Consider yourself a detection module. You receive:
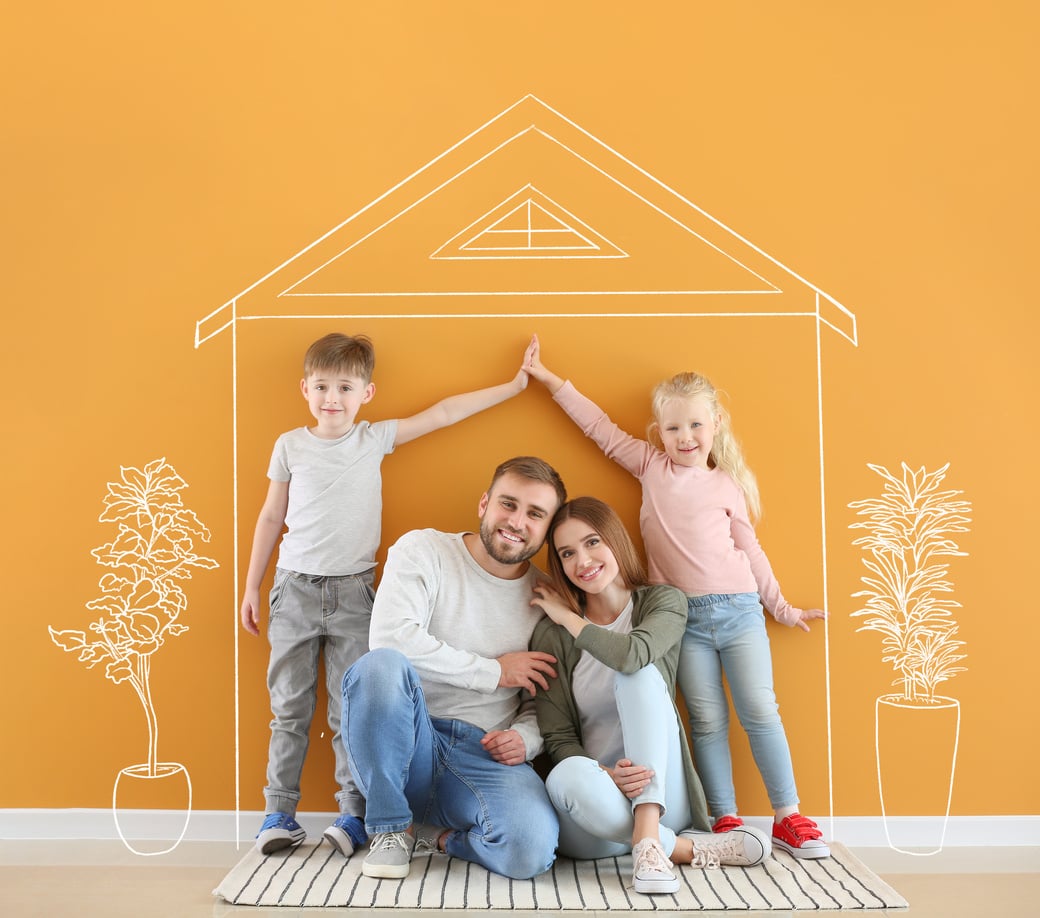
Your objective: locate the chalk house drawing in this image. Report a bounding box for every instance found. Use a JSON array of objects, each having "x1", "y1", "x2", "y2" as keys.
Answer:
[
  {"x1": 848, "y1": 462, "x2": 972, "y2": 855},
  {"x1": 195, "y1": 94, "x2": 856, "y2": 839},
  {"x1": 48, "y1": 458, "x2": 218, "y2": 855}
]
